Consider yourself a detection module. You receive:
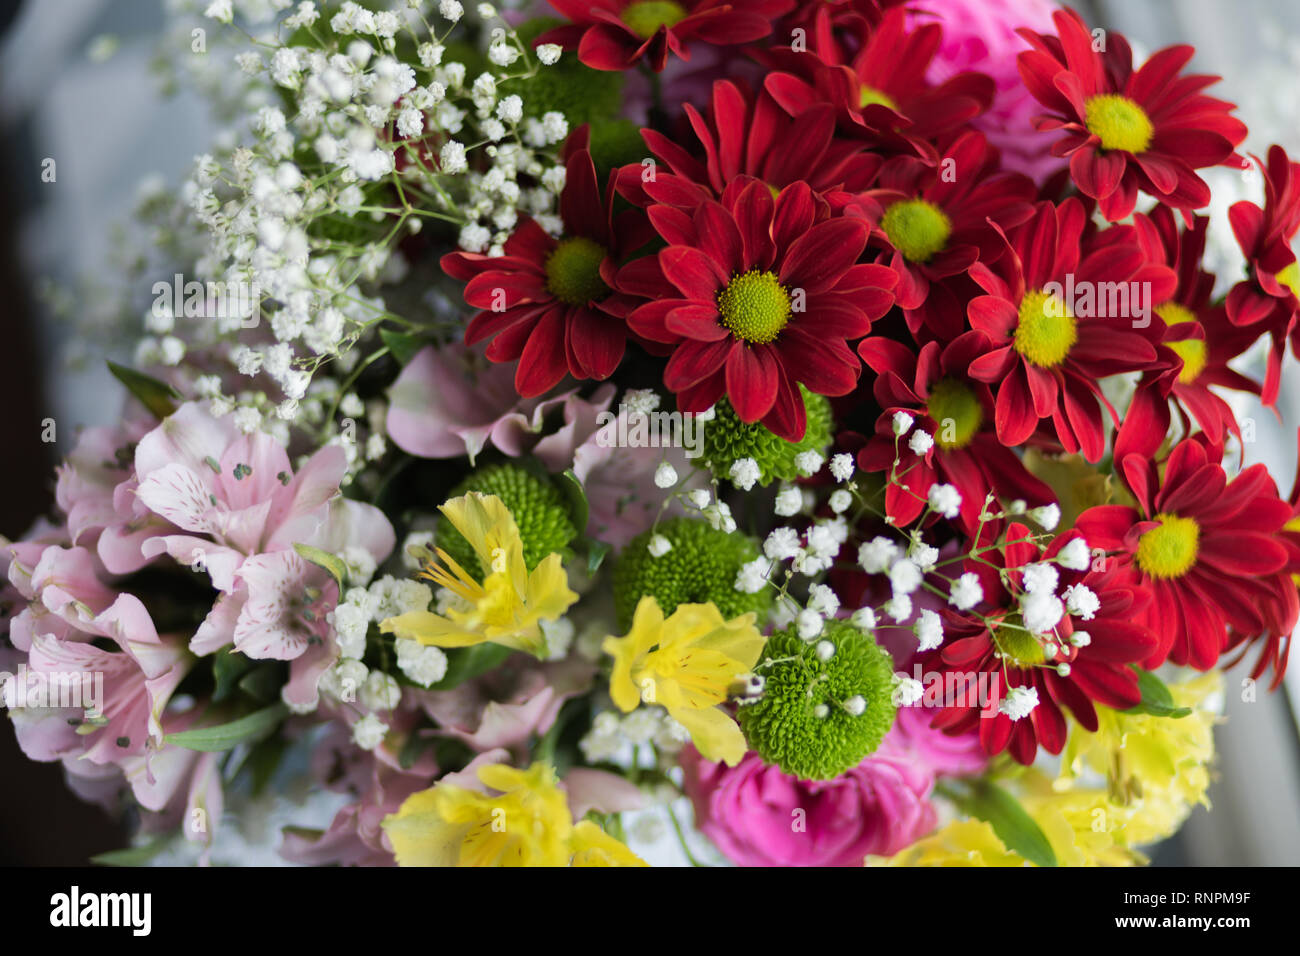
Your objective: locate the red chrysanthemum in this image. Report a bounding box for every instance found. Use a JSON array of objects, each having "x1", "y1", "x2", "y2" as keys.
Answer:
[
  {"x1": 440, "y1": 130, "x2": 651, "y2": 397},
  {"x1": 843, "y1": 129, "x2": 1035, "y2": 338},
  {"x1": 965, "y1": 198, "x2": 1175, "y2": 462},
  {"x1": 616, "y1": 79, "x2": 882, "y2": 211},
  {"x1": 535, "y1": 0, "x2": 793, "y2": 73},
  {"x1": 763, "y1": 6, "x2": 994, "y2": 158},
  {"x1": 1016, "y1": 8, "x2": 1246, "y2": 222},
  {"x1": 856, "y1": 330, "x2": 1054, "y2": 531},
  {"x1": 1075, "y1": 437, "x2": 1299, "y2": 673},
  {"x1": 1224, "y1": 145, "x2": 1300, "y2": 405},
  {"x1": 924, "y1": 523, "x2": 1159, "y2": 765},
  {"x1": 619, "y1": 179, "x2": 896, "y2": 440}
]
